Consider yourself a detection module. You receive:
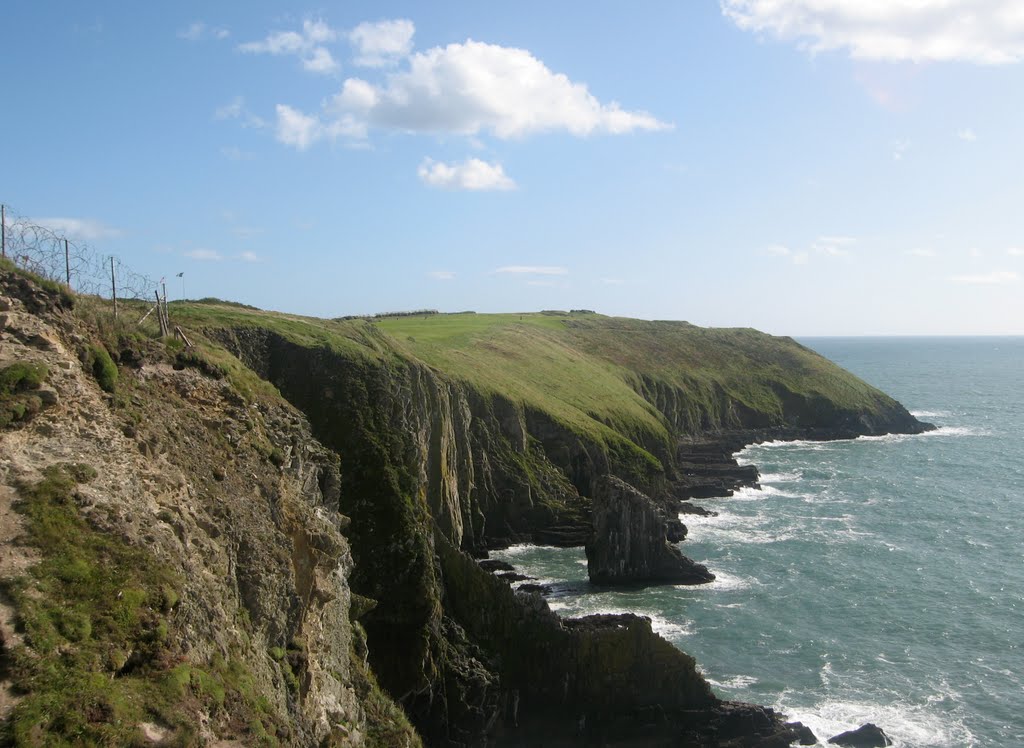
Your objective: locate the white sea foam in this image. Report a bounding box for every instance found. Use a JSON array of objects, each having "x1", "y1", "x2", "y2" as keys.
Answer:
[
  {"x1": 911, "y1": 410, "x2": 951, "y2": 418},
  {"x1": 775, "y1": 696, "x2": 975, "y2": 748},
  {"x1": 545, "y1": 600, "x2": 693, "y2": 638},
  {"x1": 491, "y1": 543, "x2": 560, "y2": 558},
  {"x1": 690, "y1": 568, "x2": 757, "y2": 591},
  {"x1": 705, "y1": 674, "x2": 758, "y2": 691},
  {"x1": 759, "y1": 471, "x2": 802, "y2": 483},
  {"x1": 856, "y1": 425, "x2": 989, "y2": 443}
]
